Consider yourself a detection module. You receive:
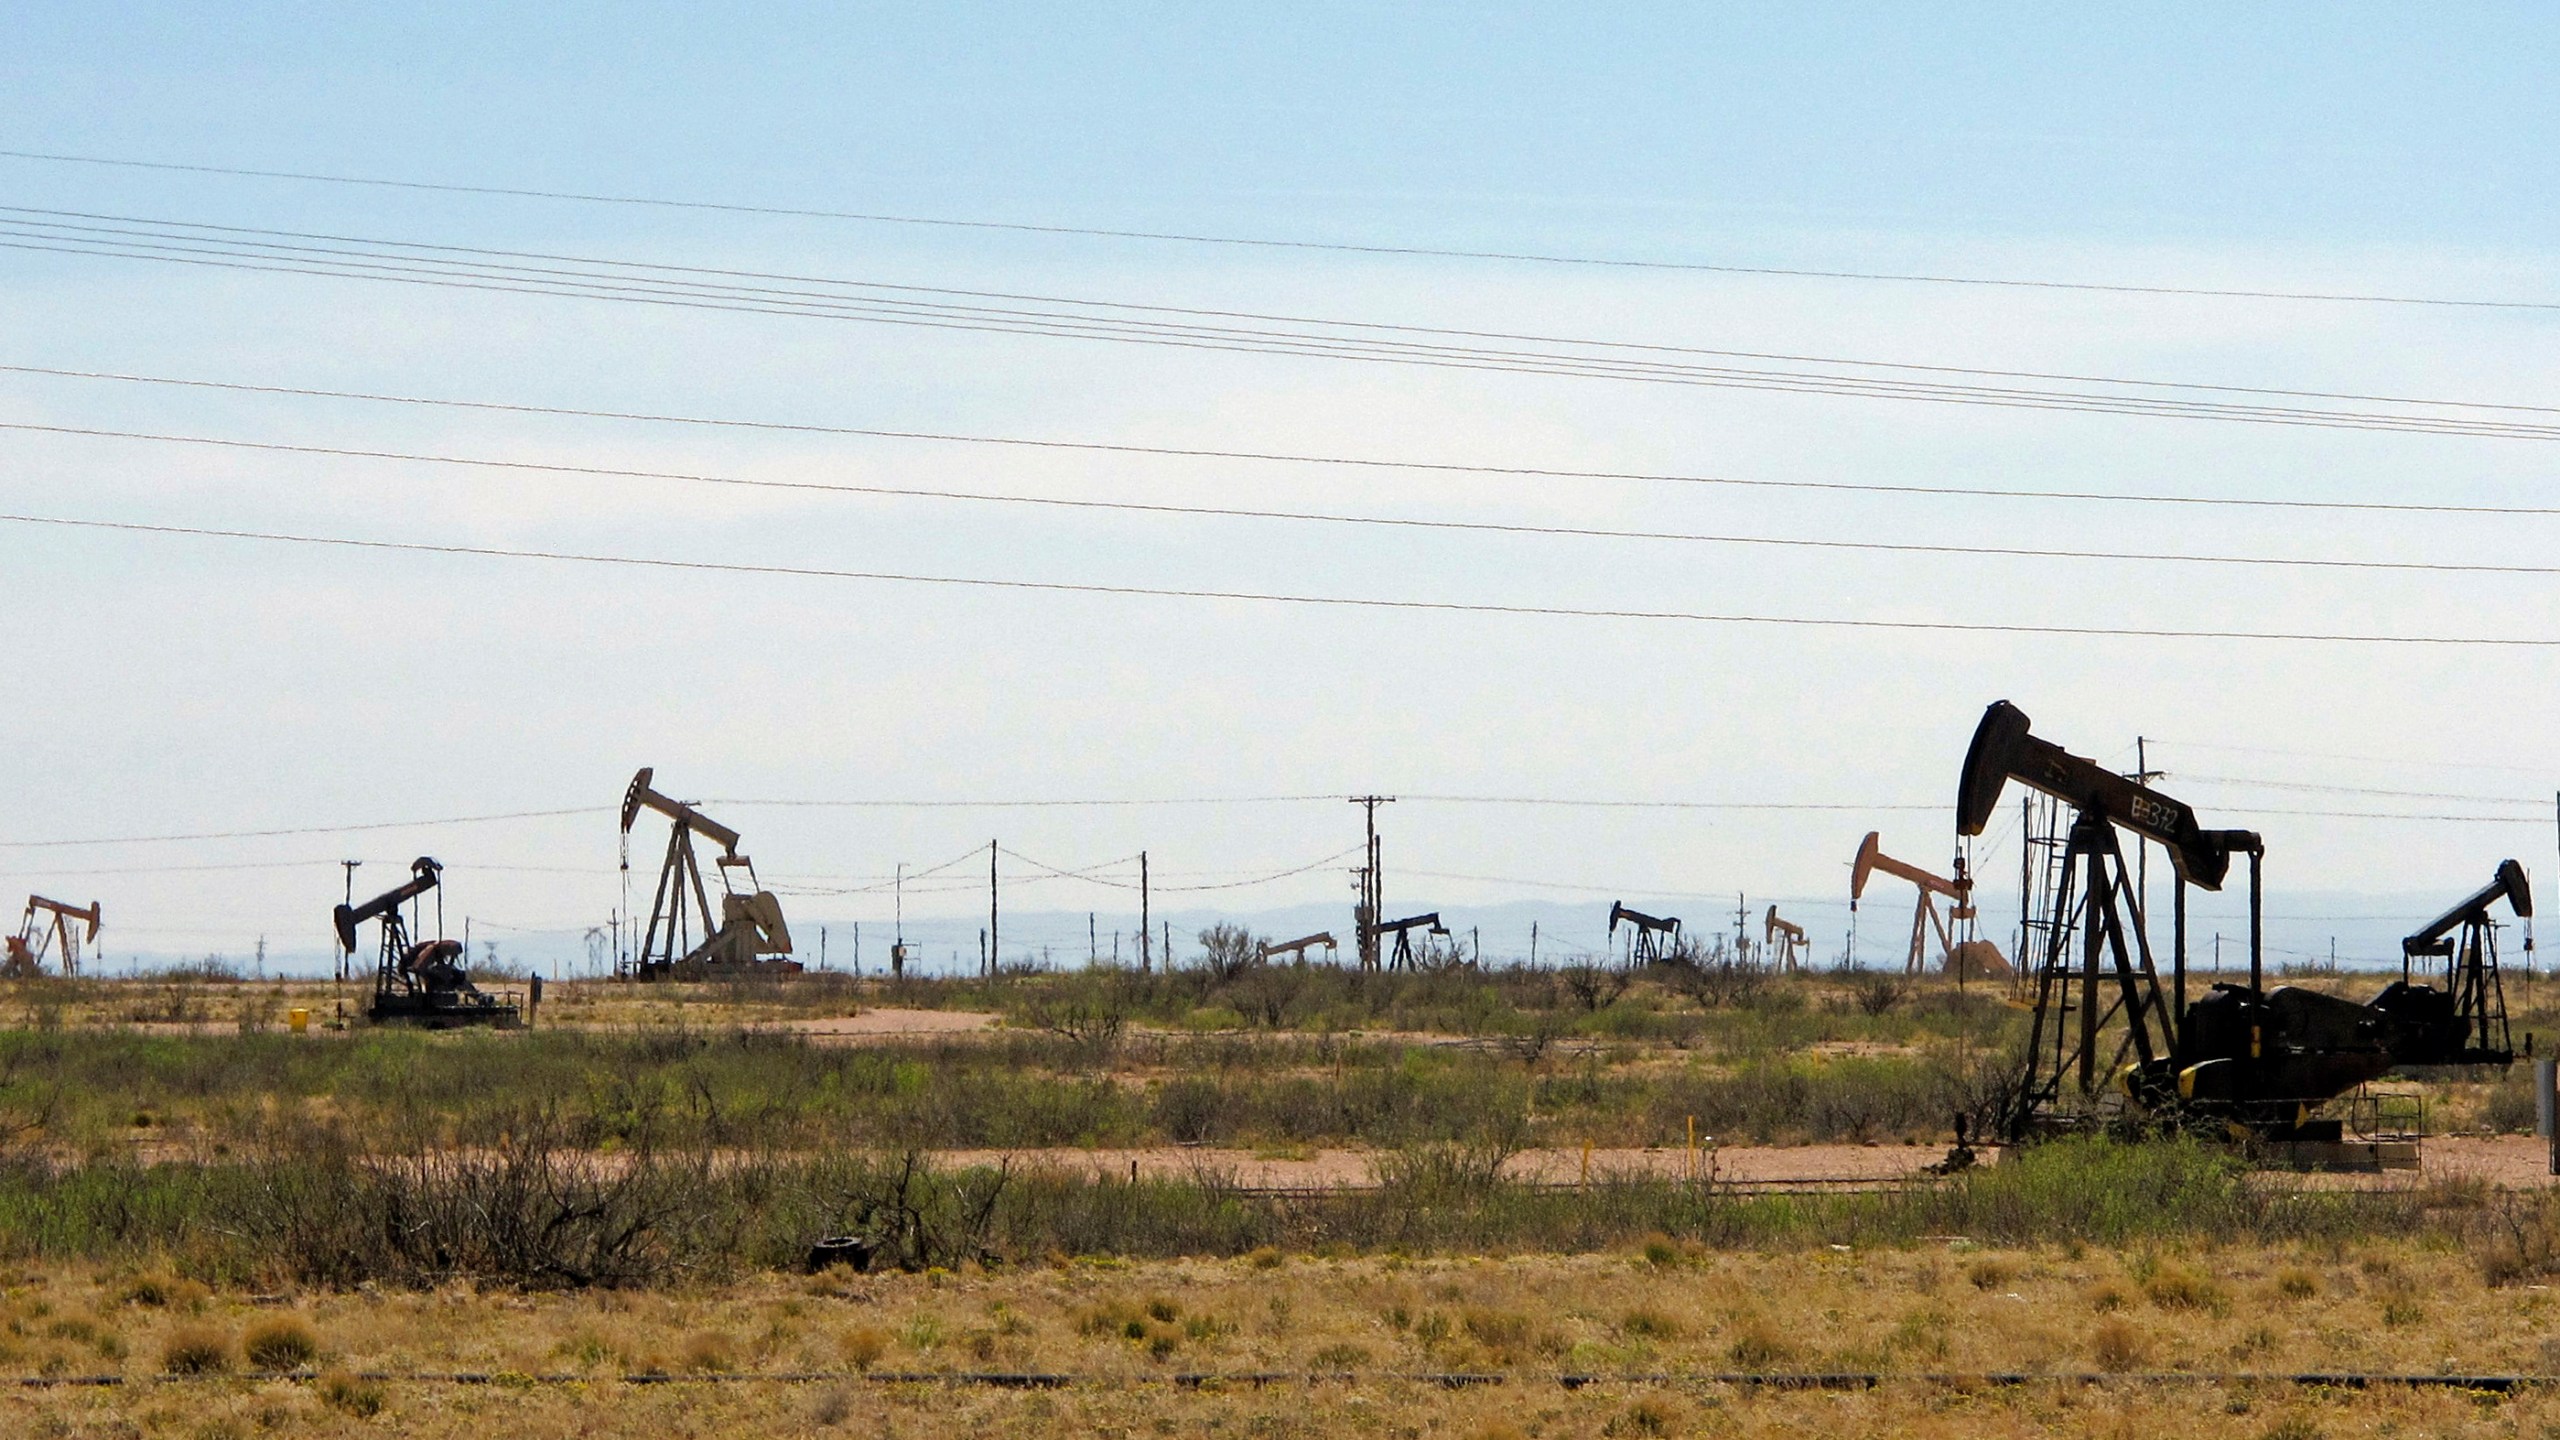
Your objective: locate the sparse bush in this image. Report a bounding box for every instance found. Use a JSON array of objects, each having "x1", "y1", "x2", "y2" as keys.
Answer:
[
  {"x1": 2140, "y1": 1259, "x2": 2230, "y2": 1315},
  {"x1": 1618, "y1": 1306, "x2": 1680, "y2": 1339},
  {"x1": 2090, "y1": 1316, "x2": 2148, "y2": 1371},
  {"x1": 680, "y1": 1330, "x2": 736, "y2": 1371},
  {"x1": 841, "y1": 1324, "x2": 890, "y2": 1370},
  {"x1": 1851, "y1": 973, "x2": 1907, "y2": 1017},
  {"x1": 1725, "y1": 1310, "x2": 1794, "y2": 1368},
  {"x1": 2274, "y1": 1266, "x2": 2320, "y2": 1299},
  {"x1": 1964, "y1": 1256, "x2": 2015, "y2": 1291},
  {"x1": 160, "y1": 1322, "x2": 231, "y2": 1374},
  {"x1": 241, "y1": 1314, "x2": 320, "y2": 1370},
  {"x1": 317, "y1": 1370, "x2": 384, "y2": 1417},
  {"x1": 1605, "y1": 1397, "x2": 1683, "y2": 1436}
]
